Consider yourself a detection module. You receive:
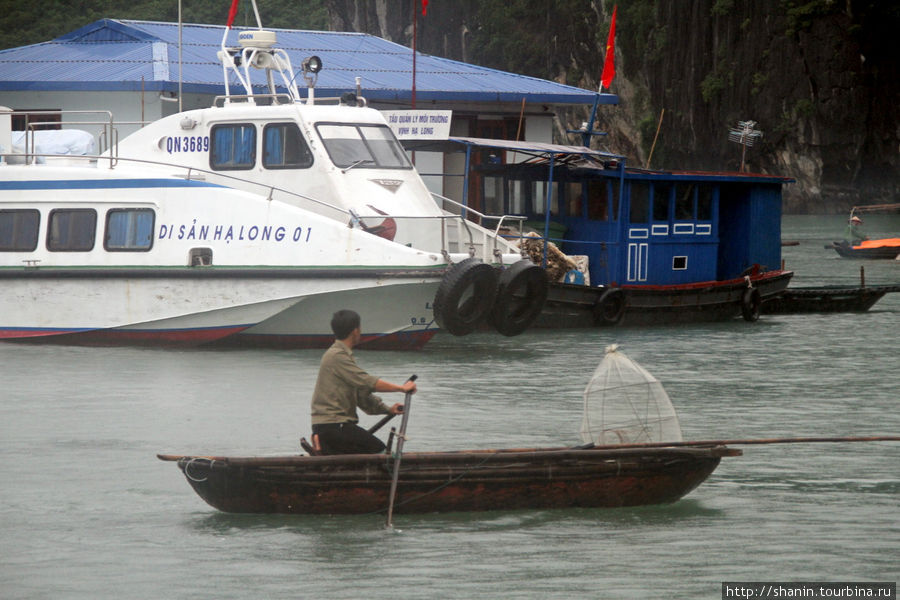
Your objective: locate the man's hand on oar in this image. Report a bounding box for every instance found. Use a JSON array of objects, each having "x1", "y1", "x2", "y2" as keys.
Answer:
[{"x1": 368, "y1": 375, "x2": 417, "y2": 434}]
